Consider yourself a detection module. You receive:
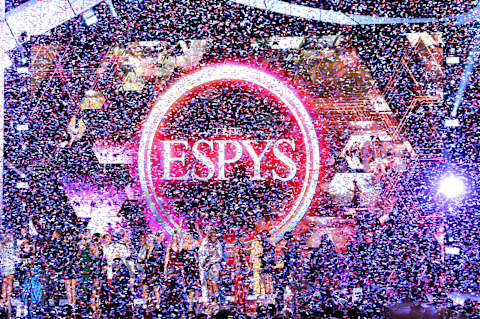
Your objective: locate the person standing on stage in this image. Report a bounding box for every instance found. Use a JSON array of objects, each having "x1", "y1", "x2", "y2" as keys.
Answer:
[
  {"x1": 275, "y1": 231, "x2": 300, "y2": 312},
  {"x1": 17, "y1": 227, "x2": 35, "y2": 292},
  {"x1": 88, "y1": 233, "x2": 103, "y2": 319},
  {"x1": 77, "y1": 232, "x2": 93, "y2": 309},
  {"x1": 217, "y1": 237, "x2": 229, "y2": 308},
  {"x1": 63, "y1": 233, "x2": 81, "y2": 309},
  {"x1": 151, "y1": 232, "x2": 167, "y2": 308},
  {"x1": 183, "y1": 222, "x2": 201, "y2": 313},
  {"x1": 42, "y1": 229, "x2": 64, "y2": 308},
  {"x1": 138, "y1": 233, "x2": 162, "y2": 309},
  {"x1": 109, "y1": 256, "x2": 133, "y2": 318},
  {"x1": 233, "y1": 237, "x2": 249, "y2": 313},
  {"x1": 251, "y1": 230, "x2": 276, "y2": 303},
  {"x1": 103, "y1": 233, "x2": 132, "y2": 283},
  {"x1": 164, "y1": 223, "x2": 188, "y2": 316},
  {"x1": 102, "y1": 232, "x2": 134, "y2": 316},
  {"x1": 98, "y1": 233, "x2": 111, "y2": 317},
  {"x1": 198, "y1": 227, "x2": 223, "y2": 310}
]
